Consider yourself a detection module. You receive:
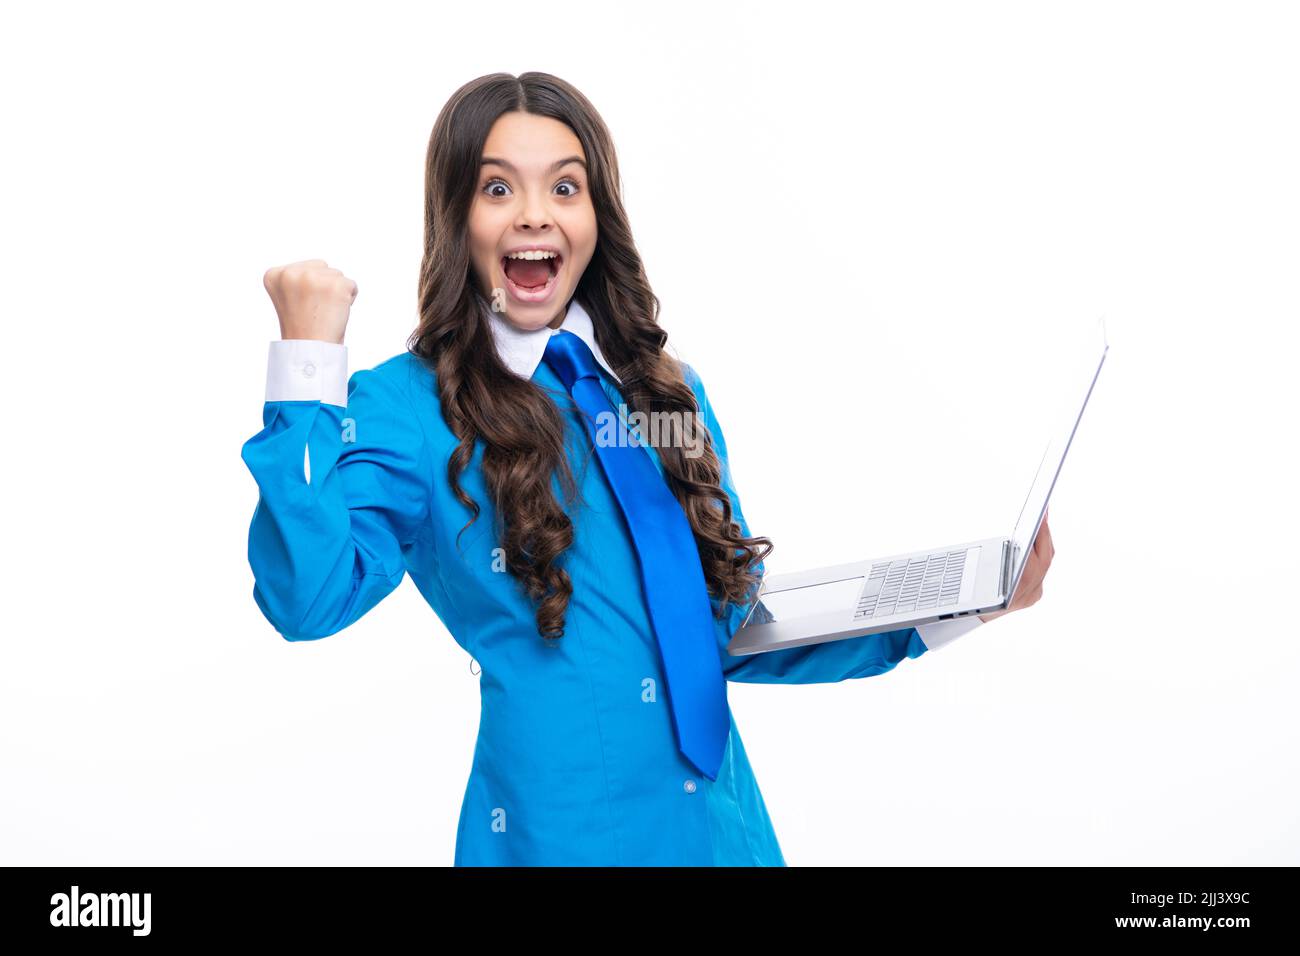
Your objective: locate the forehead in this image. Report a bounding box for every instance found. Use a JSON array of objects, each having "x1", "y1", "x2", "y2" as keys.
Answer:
[{"x1": 482, "y1": 112, "x2": 586, "y2": 170}]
